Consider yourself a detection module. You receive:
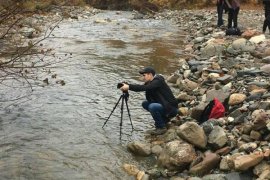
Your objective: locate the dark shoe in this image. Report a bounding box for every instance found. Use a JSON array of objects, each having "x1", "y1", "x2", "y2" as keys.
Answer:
[{"x1": 146, "y1": 128, "x2": 167, "y2": 135}]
